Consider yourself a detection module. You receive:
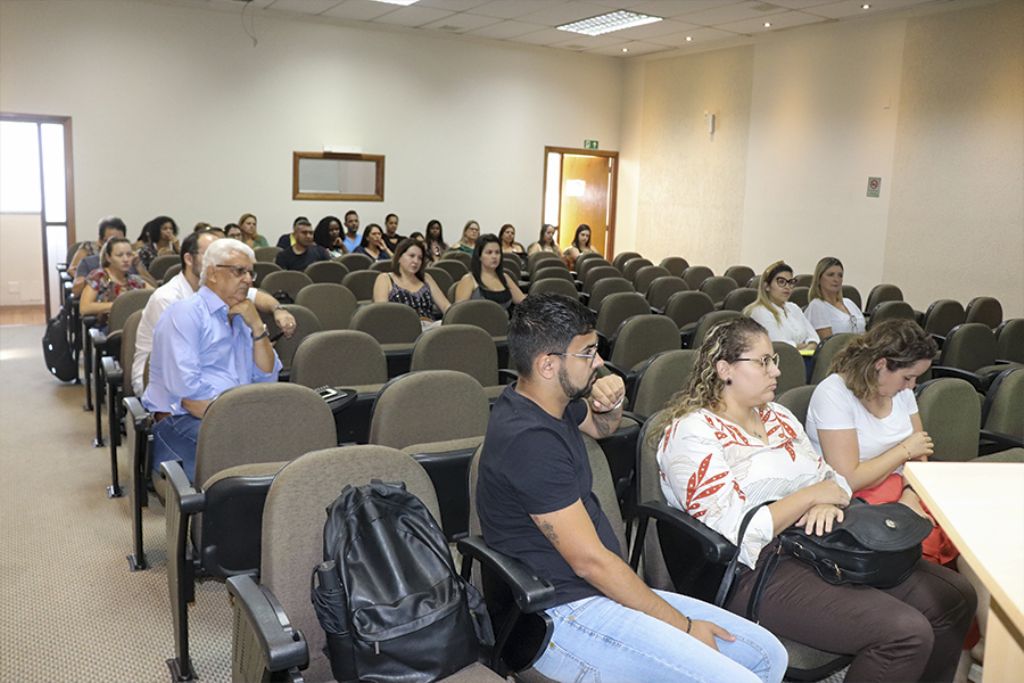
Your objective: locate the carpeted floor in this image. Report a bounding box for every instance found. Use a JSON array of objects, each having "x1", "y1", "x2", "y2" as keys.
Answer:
[{"x1": 0, "y1": 323, "x2": 232, "y2": 682}]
